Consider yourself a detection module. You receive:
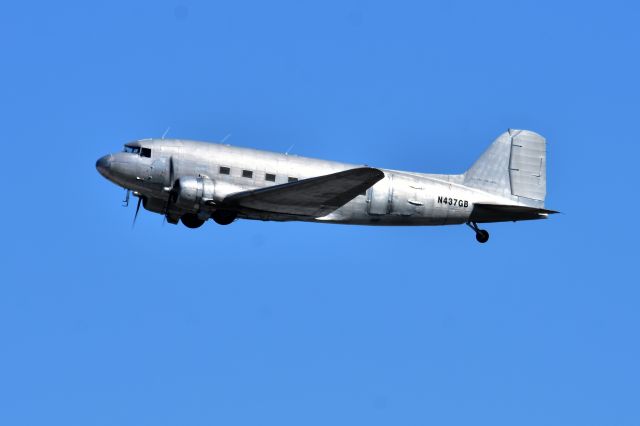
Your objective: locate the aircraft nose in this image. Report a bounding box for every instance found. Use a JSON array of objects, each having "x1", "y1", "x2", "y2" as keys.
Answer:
[{"x1": 96, "y1": 154, "x2": 113, "y2": 177}]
